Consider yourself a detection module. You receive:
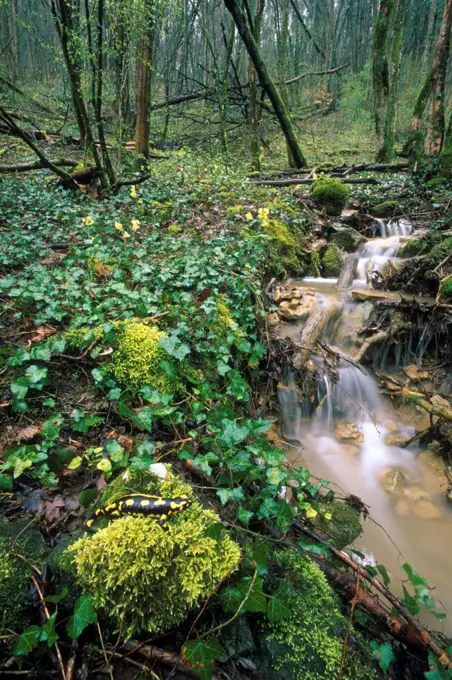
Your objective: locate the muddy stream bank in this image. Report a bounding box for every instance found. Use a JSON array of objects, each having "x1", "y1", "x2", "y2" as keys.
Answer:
[{"x1": 273, "y1": 218, "x2": 452, "y2": 632}]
